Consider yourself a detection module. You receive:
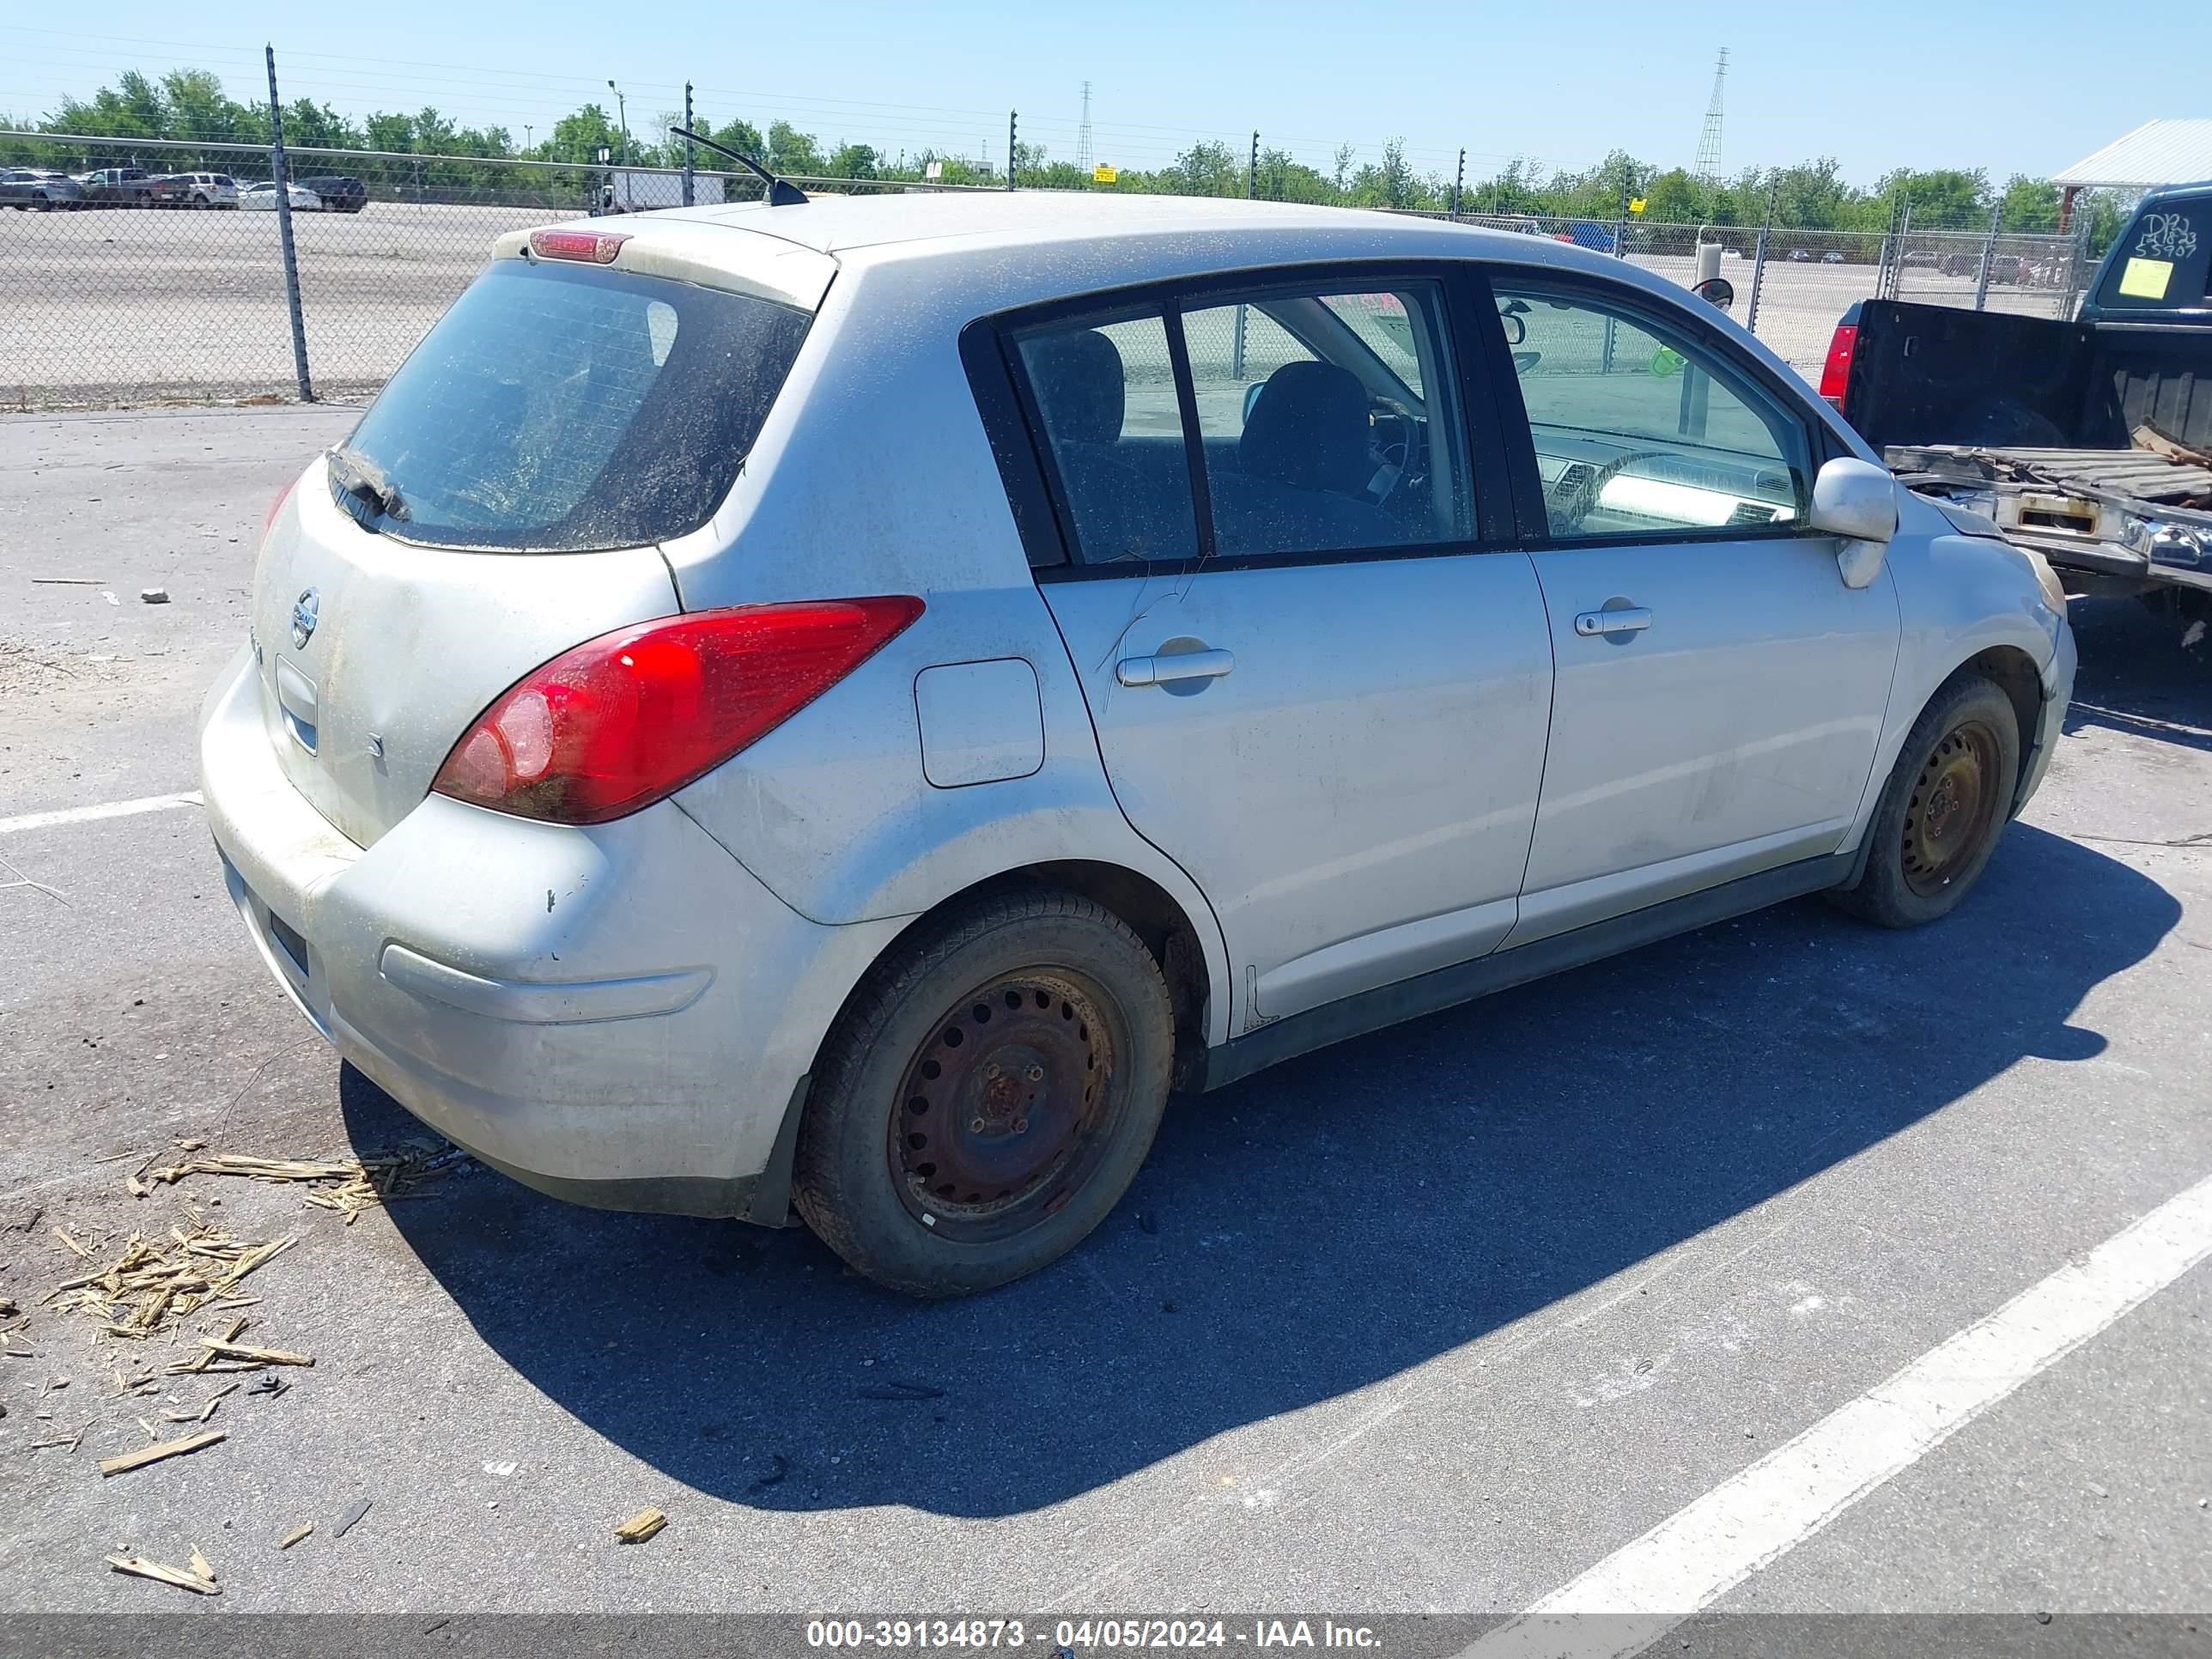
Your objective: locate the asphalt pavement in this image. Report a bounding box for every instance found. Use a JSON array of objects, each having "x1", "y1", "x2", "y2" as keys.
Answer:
[{"x1": 2, "y1": 407, "x2": 2209, "y2": 1640}]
